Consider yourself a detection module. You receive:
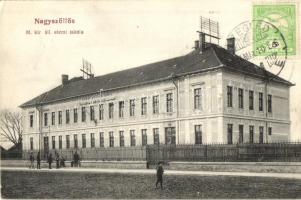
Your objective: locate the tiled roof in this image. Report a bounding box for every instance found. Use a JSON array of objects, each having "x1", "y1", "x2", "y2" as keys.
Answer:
[{"x1": 20, "y1": 44, "x2": 293, "y2": 108}]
